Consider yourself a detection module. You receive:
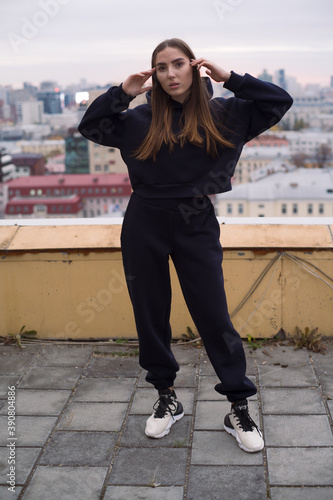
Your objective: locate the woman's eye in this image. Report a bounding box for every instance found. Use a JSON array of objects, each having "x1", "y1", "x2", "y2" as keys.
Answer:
[
  {"x1": 157, "y1": 66, "x2": 165, "y2": 72},
  {"x1": 176, "y1": 62, "x2": 184, "y2": 68}
]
